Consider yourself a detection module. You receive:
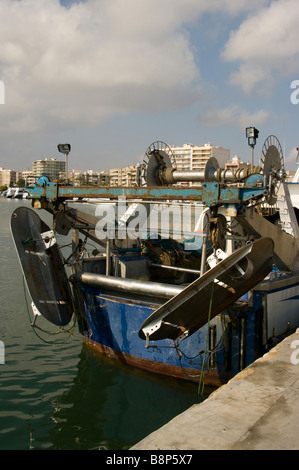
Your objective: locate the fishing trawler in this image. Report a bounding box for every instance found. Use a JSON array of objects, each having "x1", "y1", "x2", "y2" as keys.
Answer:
[{"x1": 11, "y1": 135, "x2": 299, "y2": 387}]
